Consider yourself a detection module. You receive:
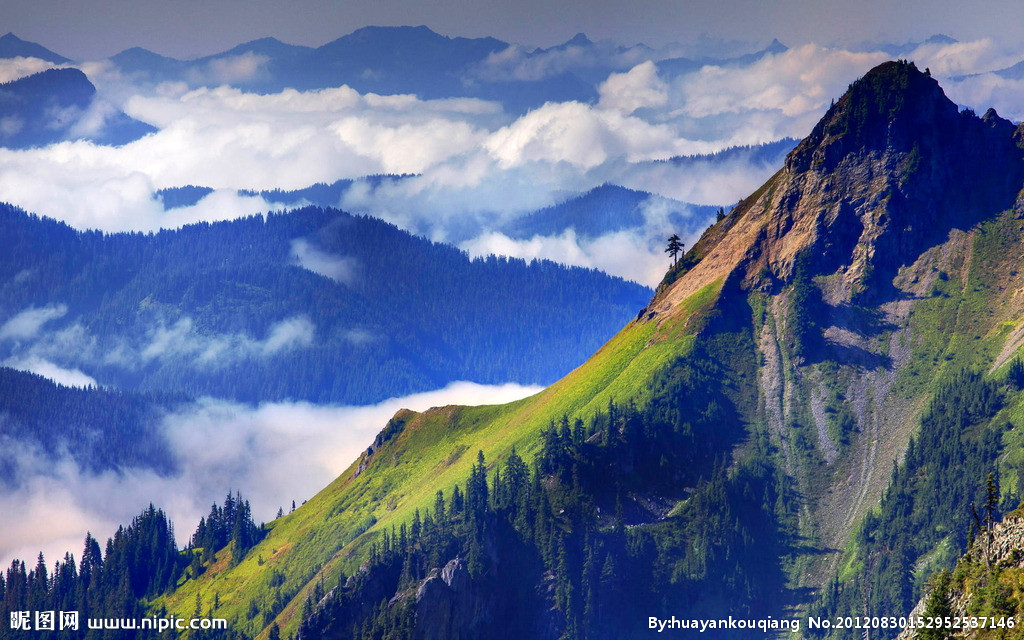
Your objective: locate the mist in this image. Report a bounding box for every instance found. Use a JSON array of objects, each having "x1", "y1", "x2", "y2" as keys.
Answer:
[{"x1": 0, "y1": 381, "x2": 543, "y2": 570}]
